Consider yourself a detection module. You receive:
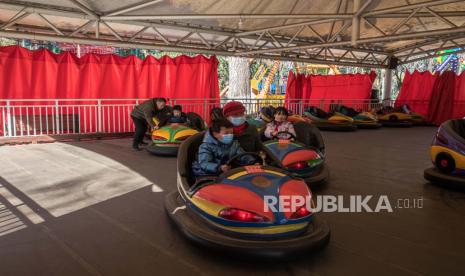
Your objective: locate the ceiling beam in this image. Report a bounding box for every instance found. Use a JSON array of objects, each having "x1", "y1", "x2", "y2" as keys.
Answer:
[
  {"x1": 389, "y1": 7, "x2": 421, "y2": 35},
  {"x1": 0, "y1": 10, "x2": 29, "y2": 30},
  {"x1": 101, "y1": 14, "x2": 353, "y2": 21},
  {"x1": 68, "y1": 20, "x2": 95, "y2": 37},
  {"x1": 37, "y1": 13, "x2": 64, "y2": 36},
  {"x1": 242, "y1": 26, "x2": 465, "y2": 55},
  {"x1": 399, "y1": 45, "x2": 465, "y2": 64},
  {"x1": 128, "y1": 26, "x2": 149, "y2": 42},
  {"x1": 105, "y1": 0, "x2": 163, "y2": 17},
  {"x1": 0, "y1": 27, "x2": 387, "y2": 68},
  {"x1": 363, "y1": 0, "x2": 462, "y2": 16},
  {"x1": 0, "y1": 29, "x2": 232, "y2": 55},
  {"x1": 392, "y1": 33, "x2": 465, "y2": 54},
  {"x1": 398, "y1": 44, "x2": 465, "y2": 60},
  {"x1": 67, "y1": 0, "x2": 99, "y2": 19}
]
